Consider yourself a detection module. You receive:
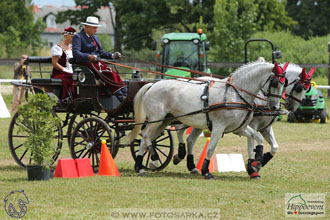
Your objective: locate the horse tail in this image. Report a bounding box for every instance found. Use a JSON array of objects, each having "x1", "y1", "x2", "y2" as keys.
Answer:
[{"x1": 122, "y1": 83, "x2": 153, "y2": 144}]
